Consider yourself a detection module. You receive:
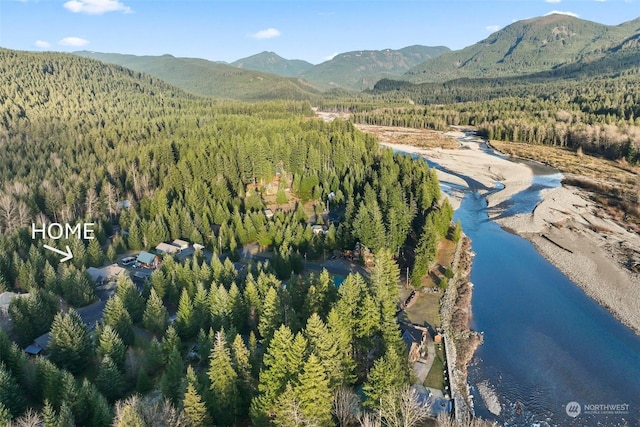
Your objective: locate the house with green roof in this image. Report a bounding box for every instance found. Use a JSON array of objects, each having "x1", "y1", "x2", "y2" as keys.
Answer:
[{"x1": 137, "y1": 251, "x2": 159, "y2": 268}]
